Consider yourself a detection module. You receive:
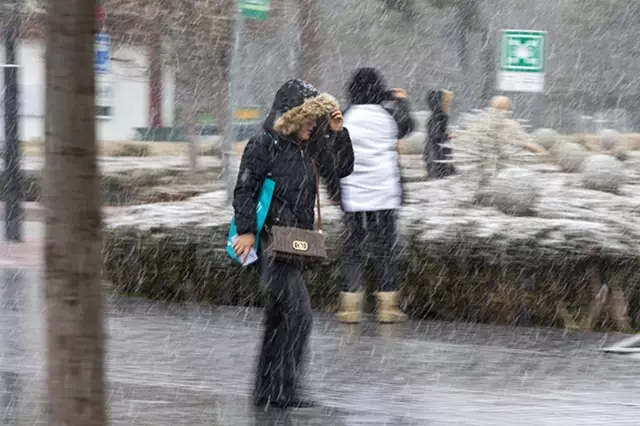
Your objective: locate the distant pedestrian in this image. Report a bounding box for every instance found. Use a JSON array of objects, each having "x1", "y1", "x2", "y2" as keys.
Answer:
[
  {"x1": 232, "y1": 79, "x2": 354, "y2": 409},
  {"x1": 424, "y1": 89, "x2": 456, "y2": 178},
  {"x1": 333, "y1": 67, "x2": 414, "y2": 324}
]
